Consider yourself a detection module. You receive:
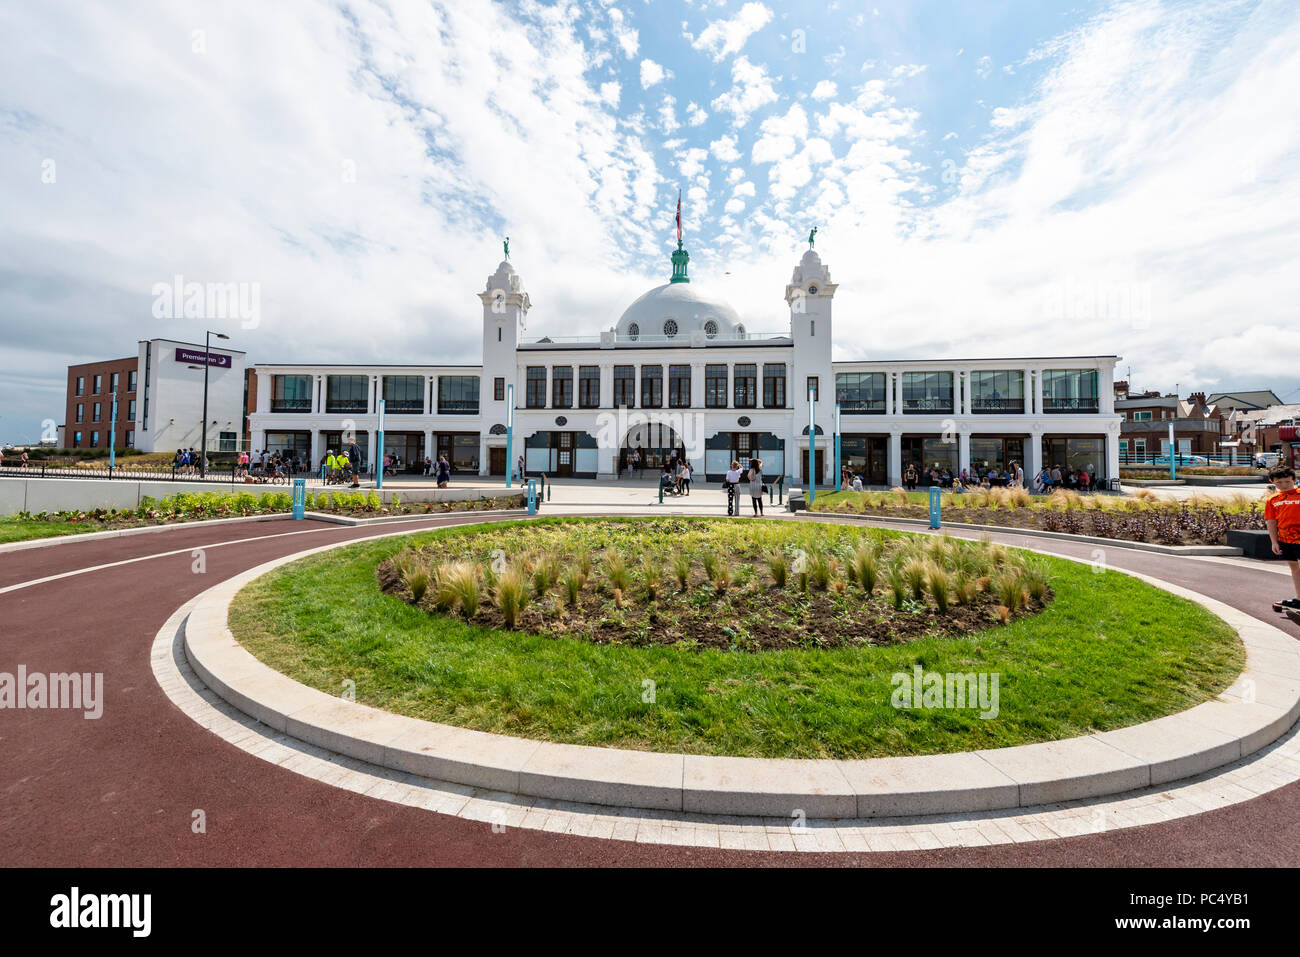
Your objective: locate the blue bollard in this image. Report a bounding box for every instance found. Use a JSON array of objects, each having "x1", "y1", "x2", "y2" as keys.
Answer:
[
  {"x1": 929, "y1": 485, "x2": 941, "y2": 529},
  {"x1": 527, "y1": 479, "x2": 537, "y2": 515},
  {"x1": 292, "y1": 478, "x2": 306, "y2": 519}
]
